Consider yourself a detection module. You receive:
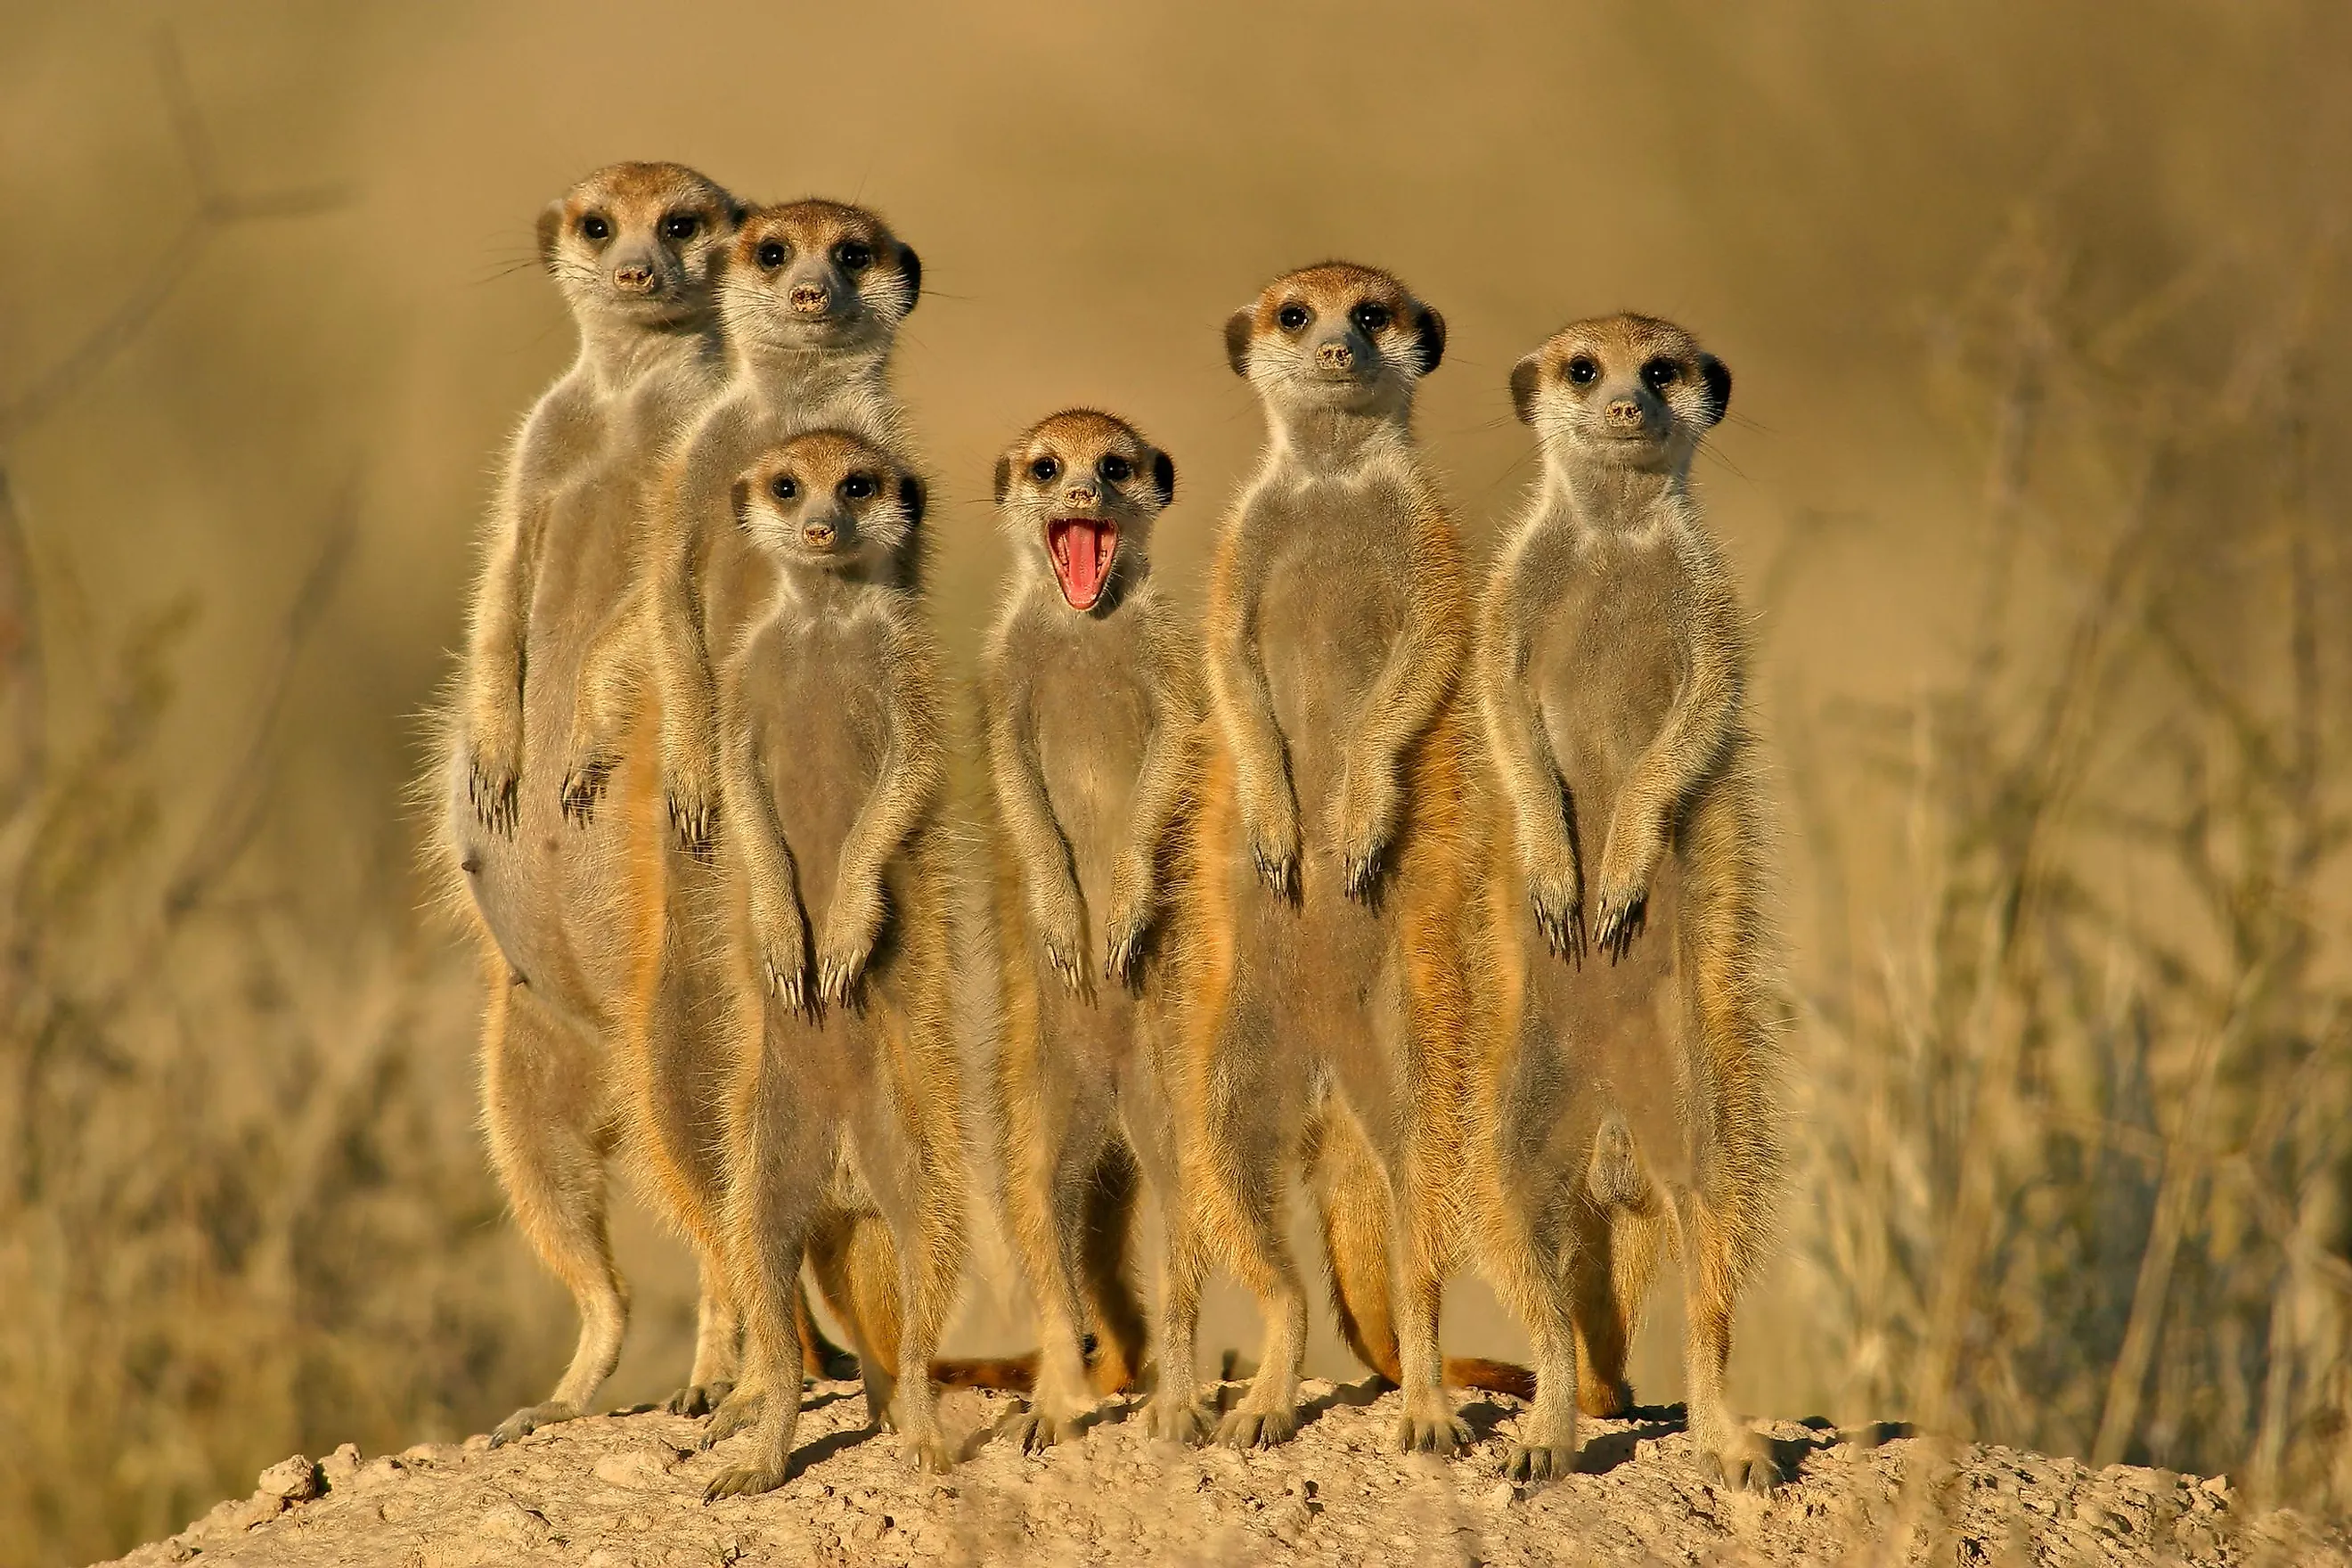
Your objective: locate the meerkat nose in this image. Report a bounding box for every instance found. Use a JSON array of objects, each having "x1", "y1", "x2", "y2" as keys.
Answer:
[
  {"x1": 1065, "y1": 486, "x2": 1098, "y2": 510},
  {"x1": 1315, "y1": 339, "x2": 1355, "y2": 372},
  {"x1": 788, "y1": 282, "x2": 830, "y2": 315},
  {"x1": 613, "y1": 263, "x2": 657, "y2": 294},
  {"x1": 1605, "y1": 397, "x2": 1645, "y2": 430}
]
